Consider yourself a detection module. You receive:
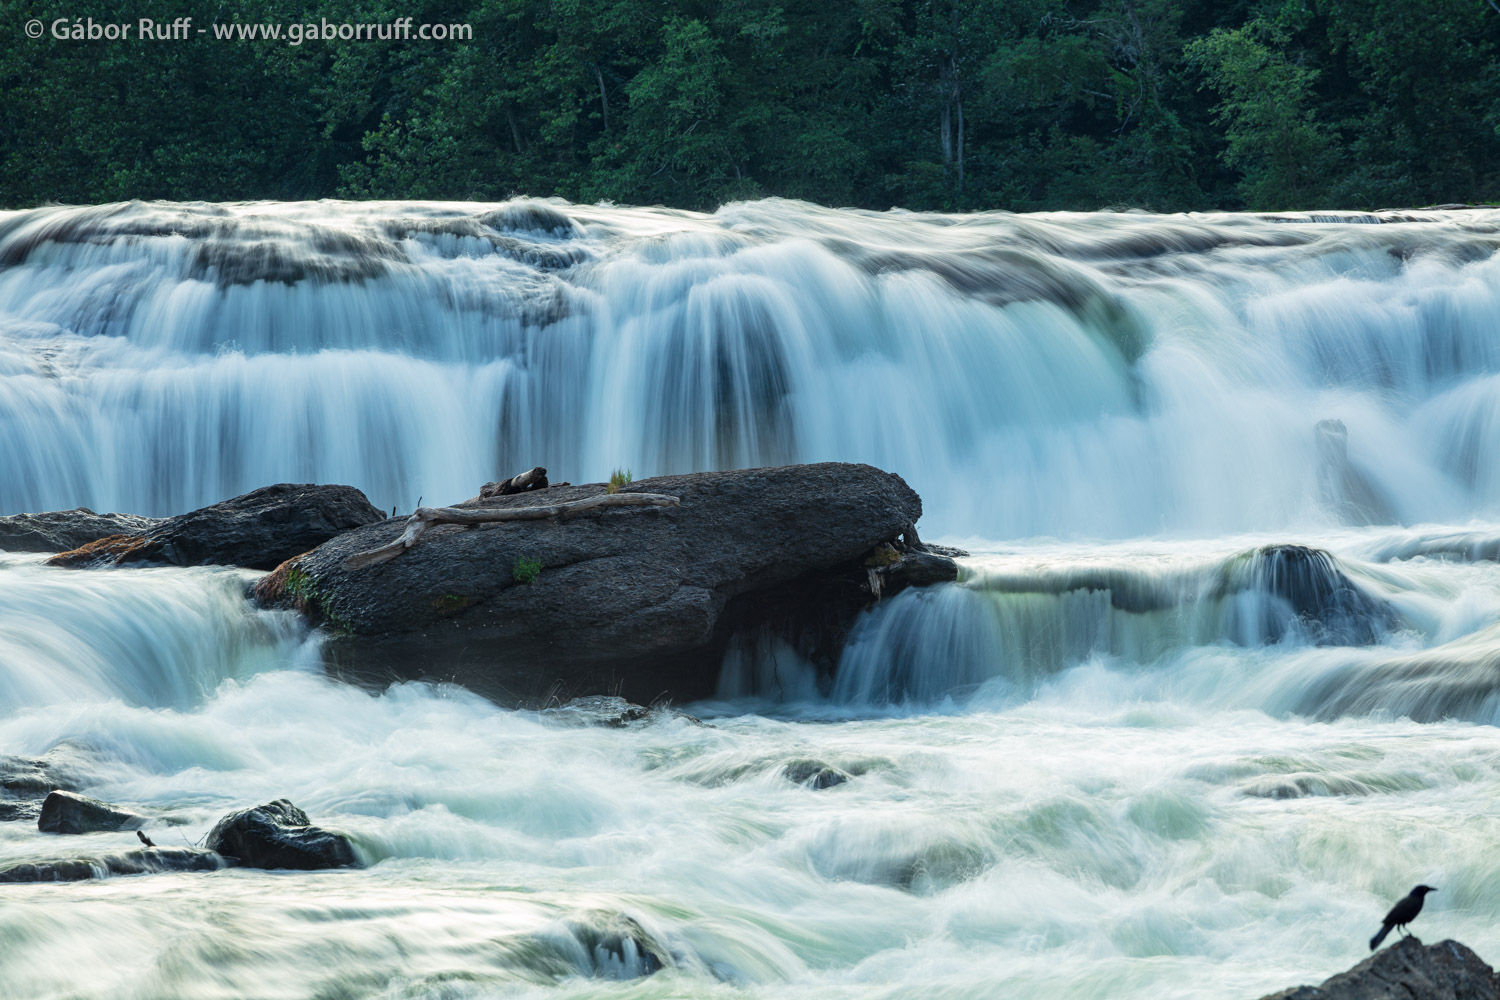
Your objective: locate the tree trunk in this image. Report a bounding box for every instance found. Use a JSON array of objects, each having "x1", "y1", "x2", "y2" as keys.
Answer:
[{"x1": 596, "y1": 66, "x2": 610, "y2": 134}]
